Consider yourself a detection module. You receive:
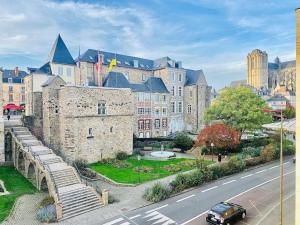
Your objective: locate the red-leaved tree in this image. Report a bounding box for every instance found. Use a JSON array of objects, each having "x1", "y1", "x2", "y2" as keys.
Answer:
[{"x1": 196, "y1": 124, "x2": 240, "y2": 151}]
